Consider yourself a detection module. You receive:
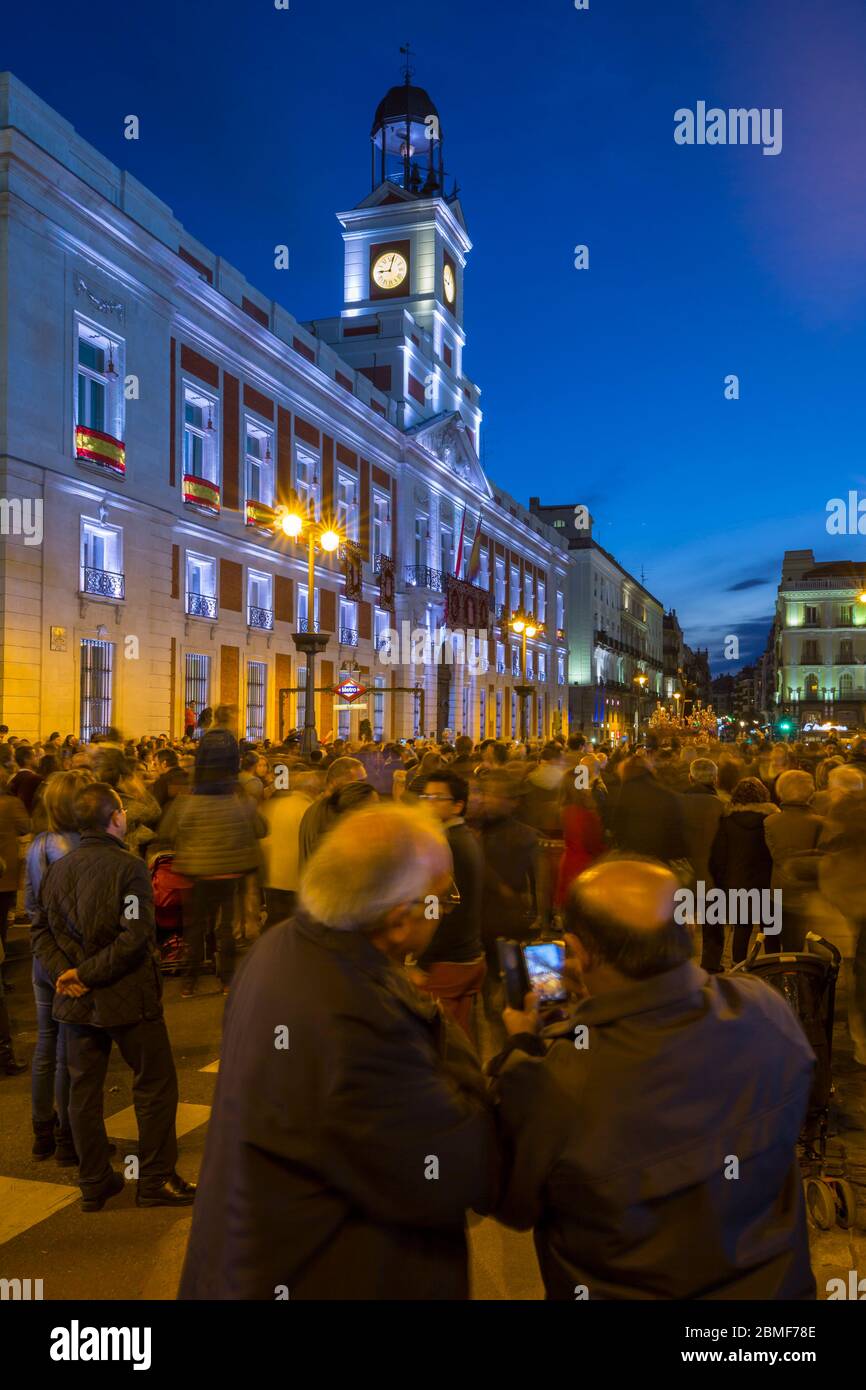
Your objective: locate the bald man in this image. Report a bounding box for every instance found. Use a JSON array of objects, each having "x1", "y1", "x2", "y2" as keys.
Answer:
[{"x1": 489, "y1": 857, "x2": 816, "y2": 1300}]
